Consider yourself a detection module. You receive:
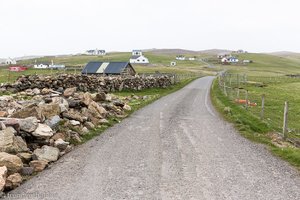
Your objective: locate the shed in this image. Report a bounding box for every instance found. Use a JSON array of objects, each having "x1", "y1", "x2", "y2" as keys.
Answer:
[
  {"x1": 9, "y1": 66, "x2": 27, "y2": 72},
  {"x1": 82, "y1": 62, "x2": 136, "y2": 76}
]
